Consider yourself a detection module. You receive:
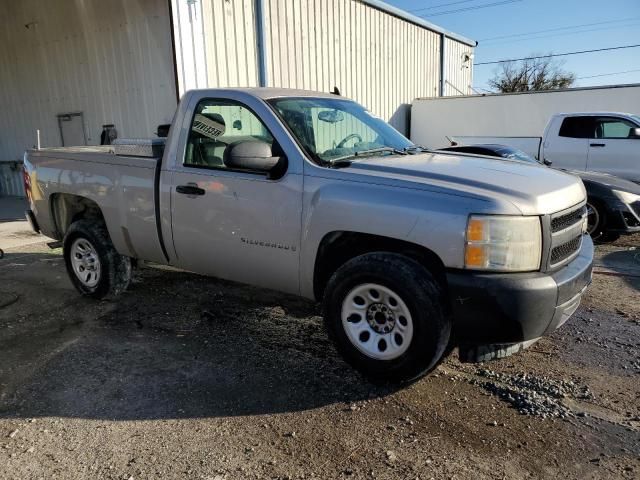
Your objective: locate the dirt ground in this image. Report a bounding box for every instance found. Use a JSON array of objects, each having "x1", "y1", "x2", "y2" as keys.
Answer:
[{"x1": 1, "y1": 209, "x2": 638, "y2": 479}]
